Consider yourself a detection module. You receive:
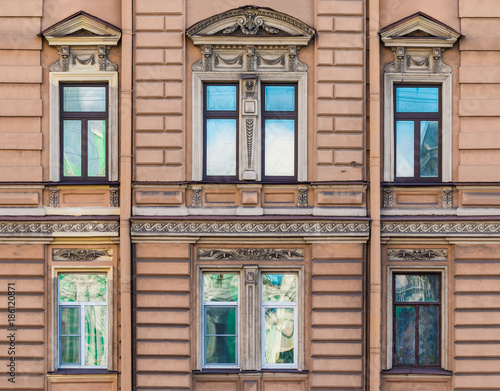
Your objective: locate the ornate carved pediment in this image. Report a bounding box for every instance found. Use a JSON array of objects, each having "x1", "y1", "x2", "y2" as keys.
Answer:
[{"x1": 42, "y1": 11, "x2": 121, "y2": 72}]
